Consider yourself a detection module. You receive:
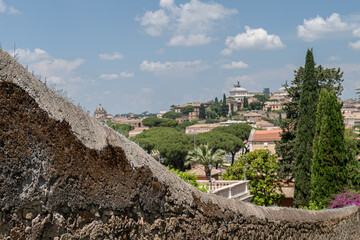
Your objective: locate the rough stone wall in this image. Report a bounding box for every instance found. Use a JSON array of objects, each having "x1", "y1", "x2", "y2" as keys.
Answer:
[{"x1": 0, "y1": 49, "x2": 359, "y2": 239}]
